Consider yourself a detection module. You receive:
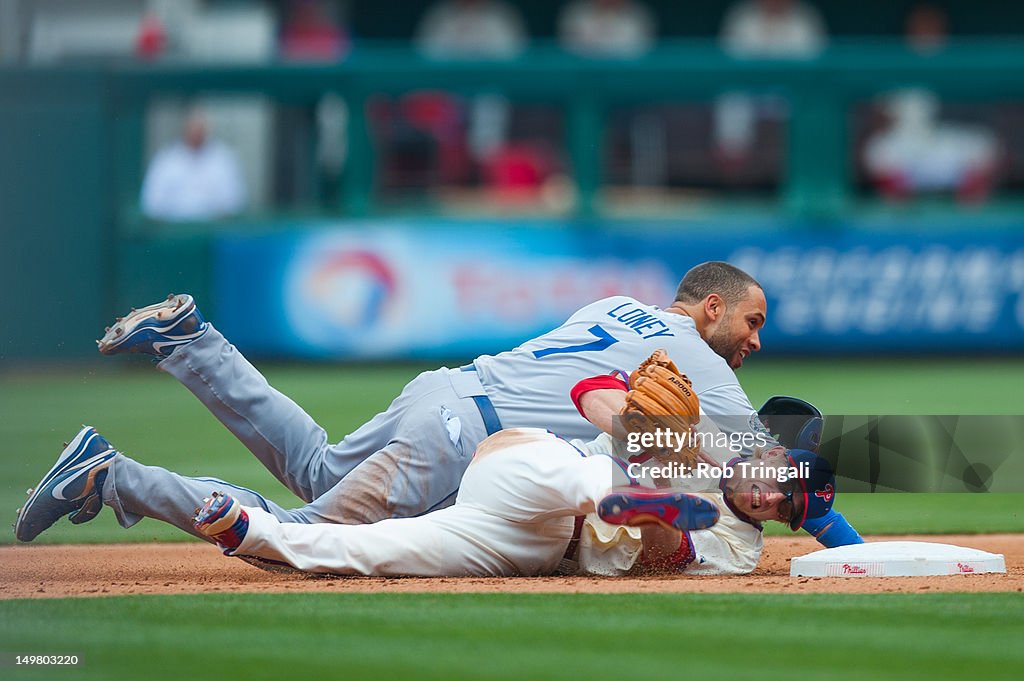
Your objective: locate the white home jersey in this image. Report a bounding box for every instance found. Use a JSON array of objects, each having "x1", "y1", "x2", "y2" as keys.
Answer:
[
  {"x1": 471, "y1": 296, "x2": 757, "y2": 443},
  {"x1": 225, "y1": 428, "x2": 763, "y2": 578},
  {"x1": 572, "y1": 424, "x2": 763, "y2": 577}
]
